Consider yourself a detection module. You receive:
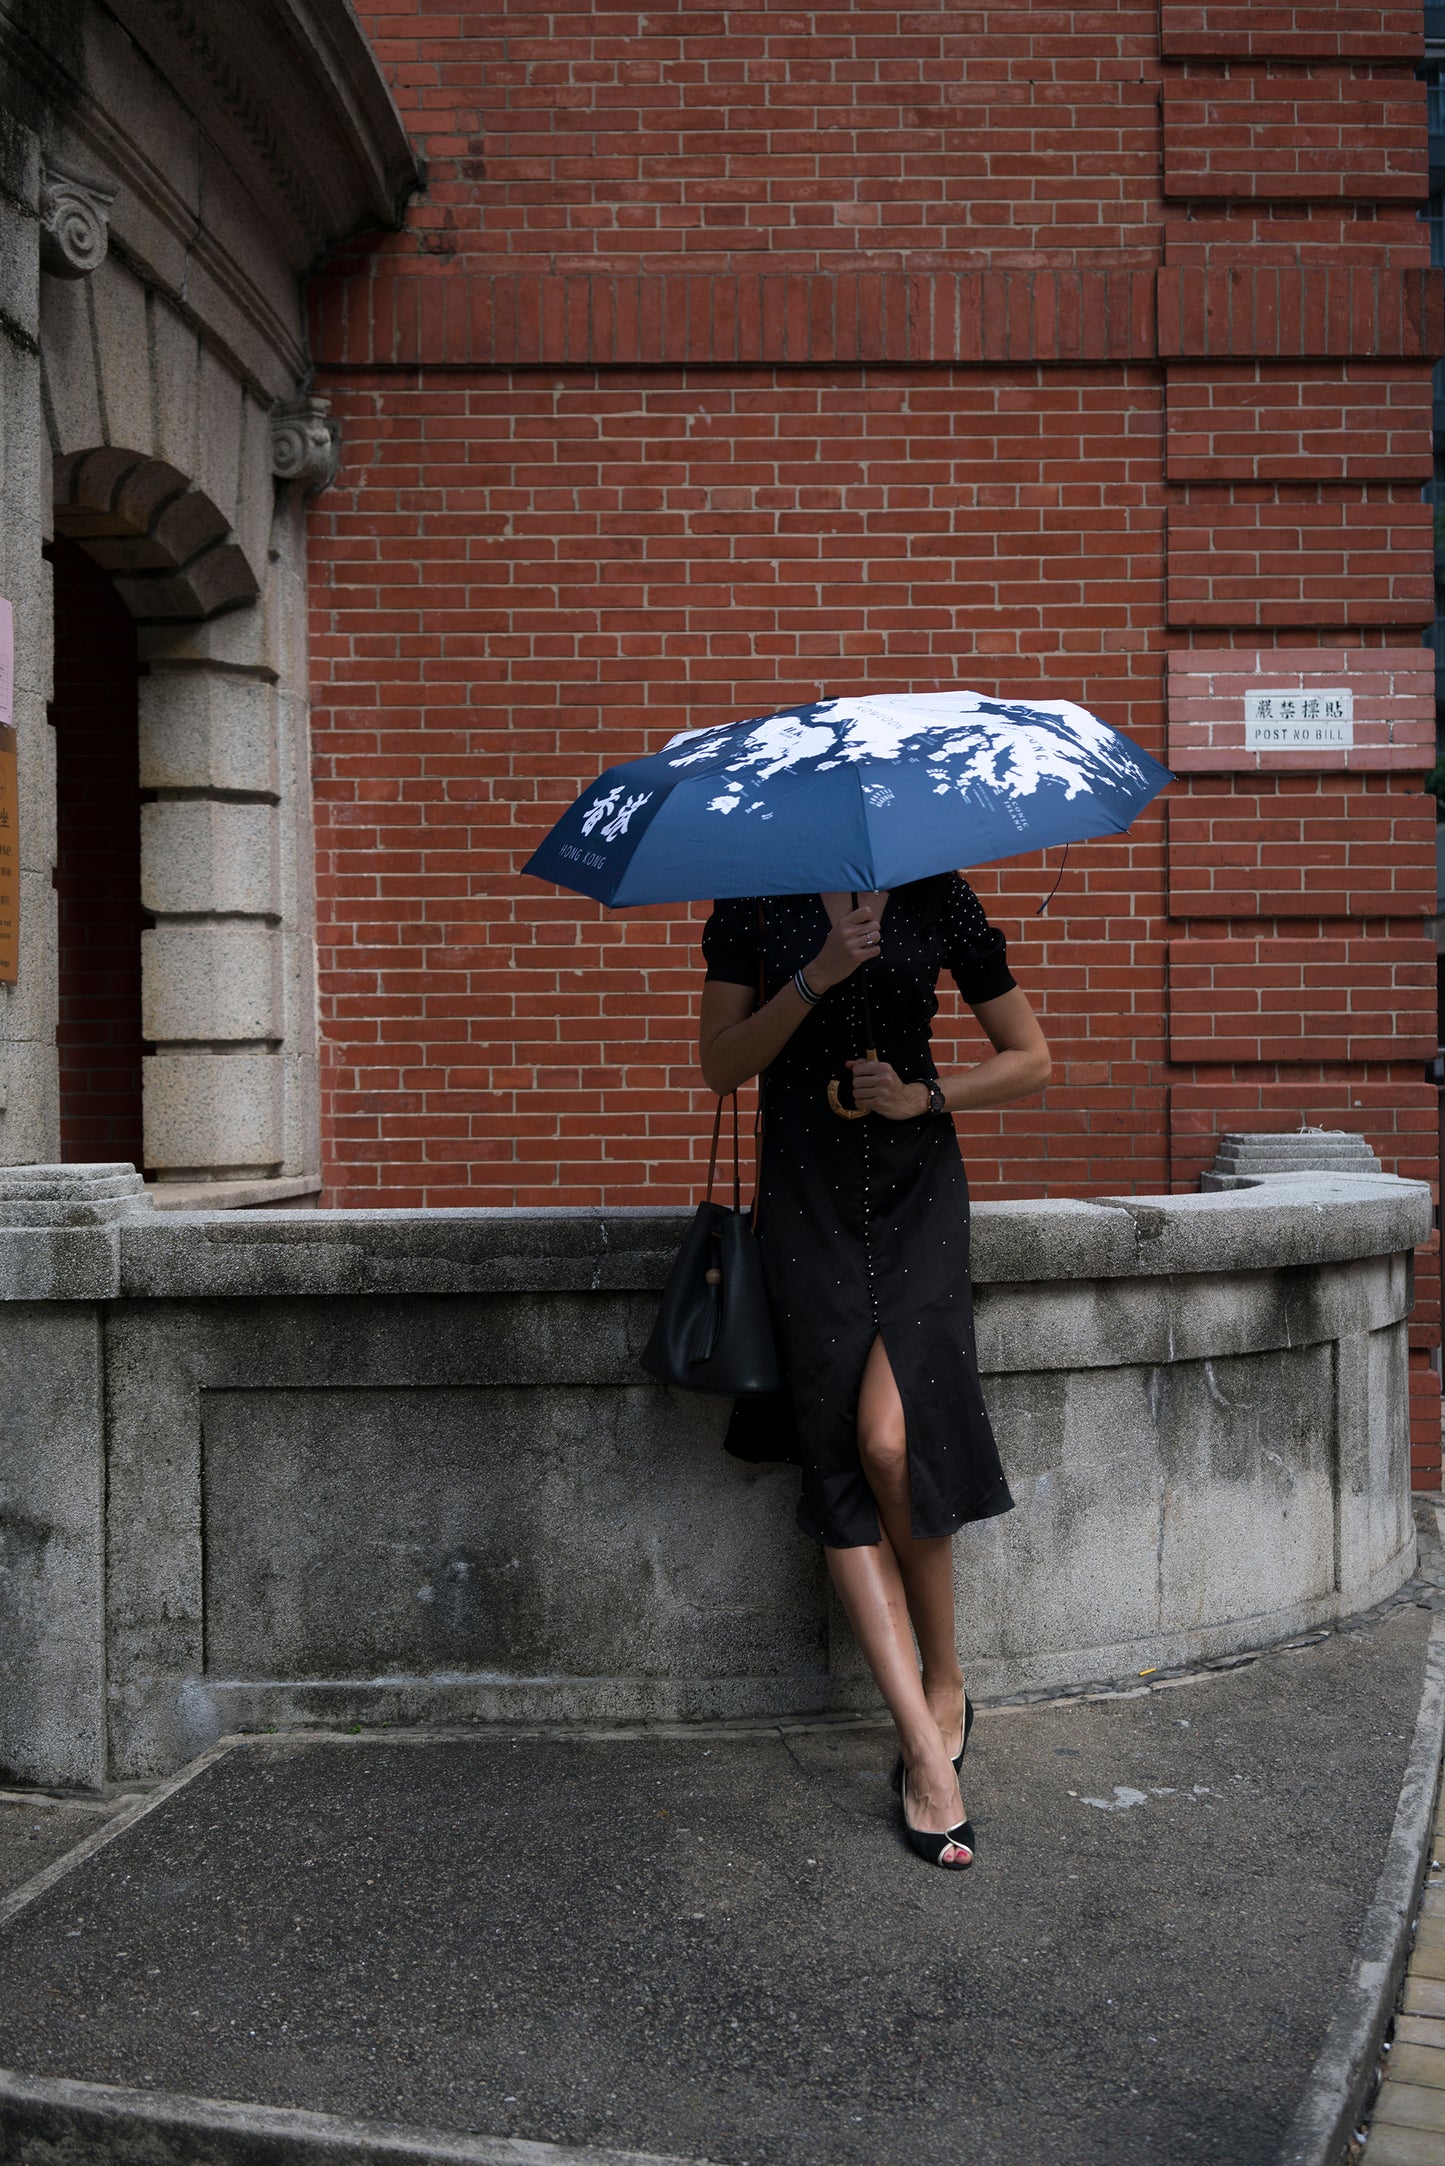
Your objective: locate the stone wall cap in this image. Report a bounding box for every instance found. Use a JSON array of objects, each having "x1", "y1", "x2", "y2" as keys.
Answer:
[
  {"x1": 0, "y1": 1175, "x2": 1427, "y2": 1300},
  {"x1": 1090, "y1": 1174, "x2": 1432, "y2": 1278},
  {"x1": 0, "y1": 1164, "x2": 154, "y2": 1225}
]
